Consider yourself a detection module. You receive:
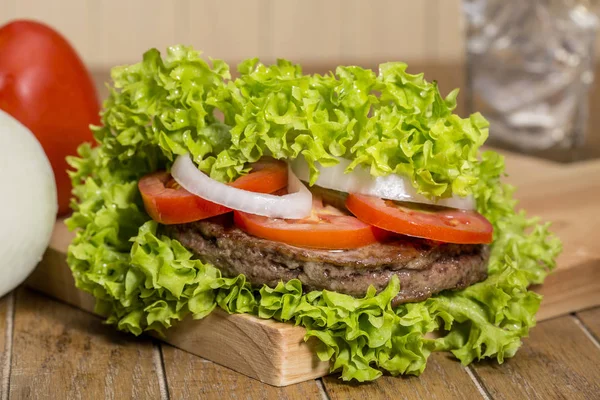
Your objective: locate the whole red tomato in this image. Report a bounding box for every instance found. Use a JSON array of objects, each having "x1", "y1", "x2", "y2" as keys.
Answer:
[{"x1": 0, "y1": 20, "x2": 100, "y2": 215}]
